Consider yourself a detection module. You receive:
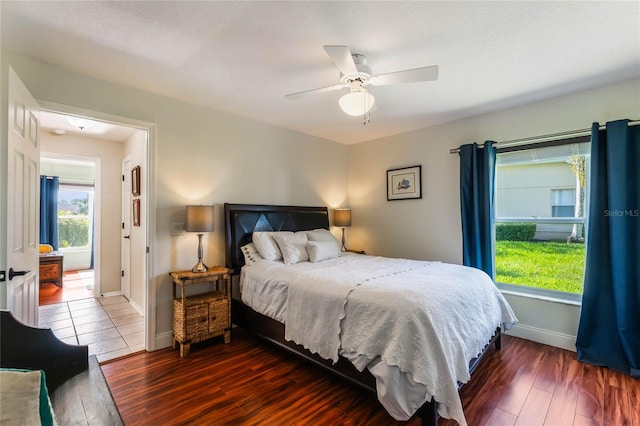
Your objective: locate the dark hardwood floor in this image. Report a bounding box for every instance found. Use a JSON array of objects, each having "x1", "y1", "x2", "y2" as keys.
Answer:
[{"x1": 101, "y1": 329, "x2": 639, "y2": 426}]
